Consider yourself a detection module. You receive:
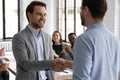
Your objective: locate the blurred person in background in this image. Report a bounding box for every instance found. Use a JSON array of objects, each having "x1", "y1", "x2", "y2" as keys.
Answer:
[
  {"x1": 62, "y1": 33, "x2": 77, "y2": 60},
  {"x1": 52, "y1": 31, "x2": 73, "y2": 60},
  {"x1": 0, "y1": 48, "x2": 9, "y2": 80}
]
